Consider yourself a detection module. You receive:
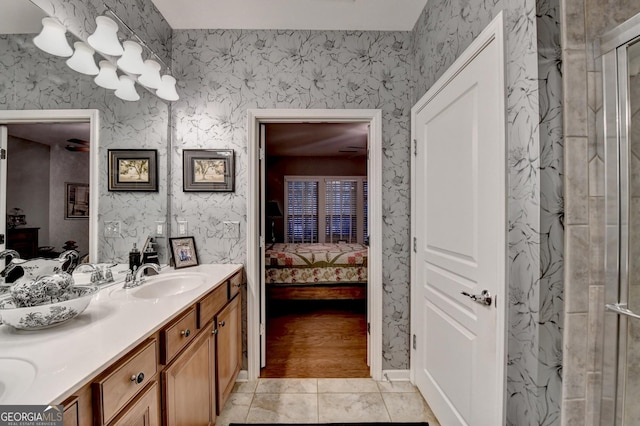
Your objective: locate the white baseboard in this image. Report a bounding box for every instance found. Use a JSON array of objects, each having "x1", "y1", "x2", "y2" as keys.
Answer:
[
  {"x1": 236, "y1": 370, "x2": 248, "y2": 382},
  {"x1": 382, "y1": 369, "x2": 411, "y2": 381}
]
